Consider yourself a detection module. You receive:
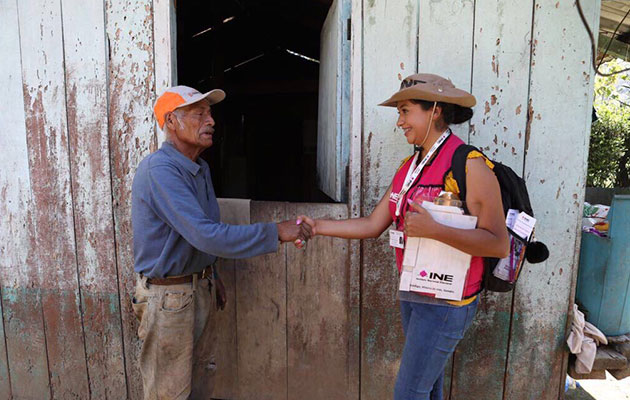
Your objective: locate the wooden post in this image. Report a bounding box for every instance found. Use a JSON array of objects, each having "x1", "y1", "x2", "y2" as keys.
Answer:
[
  {"x1": 106, "y1": 1, "x2": 157, "y2": 398},
  {"x1": 360, "y1": 1, "x2": 418, "y2": 398}
]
